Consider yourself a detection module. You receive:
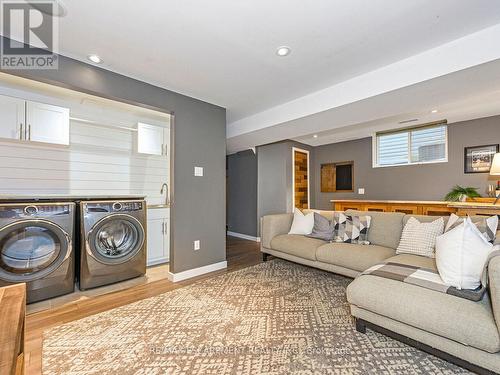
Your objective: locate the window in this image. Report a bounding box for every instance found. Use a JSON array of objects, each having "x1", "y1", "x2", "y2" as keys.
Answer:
[
  {"x1": 321, "y1": 161, "x2": 354, "y2": 192},
  {"x1": 373, "y1": 122, "x2": 447, "y2": 167}
]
